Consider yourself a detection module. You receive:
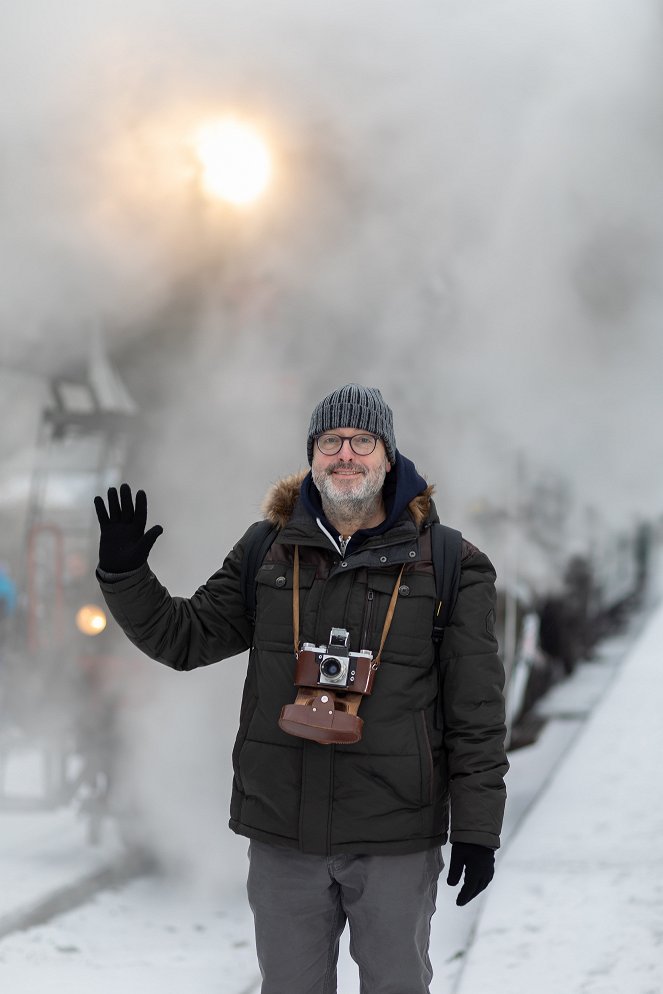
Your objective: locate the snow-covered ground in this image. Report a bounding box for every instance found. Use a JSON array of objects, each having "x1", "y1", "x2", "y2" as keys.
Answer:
[
  {"x1": 454, "y1": 603, "x2": 663, "y2": 994},
  {"x1": 0, "y1": 876, "x2": 258, "y2": 994},
  {"x1": 0, "y1": 605, "x2": 657, "y2": 993}
]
